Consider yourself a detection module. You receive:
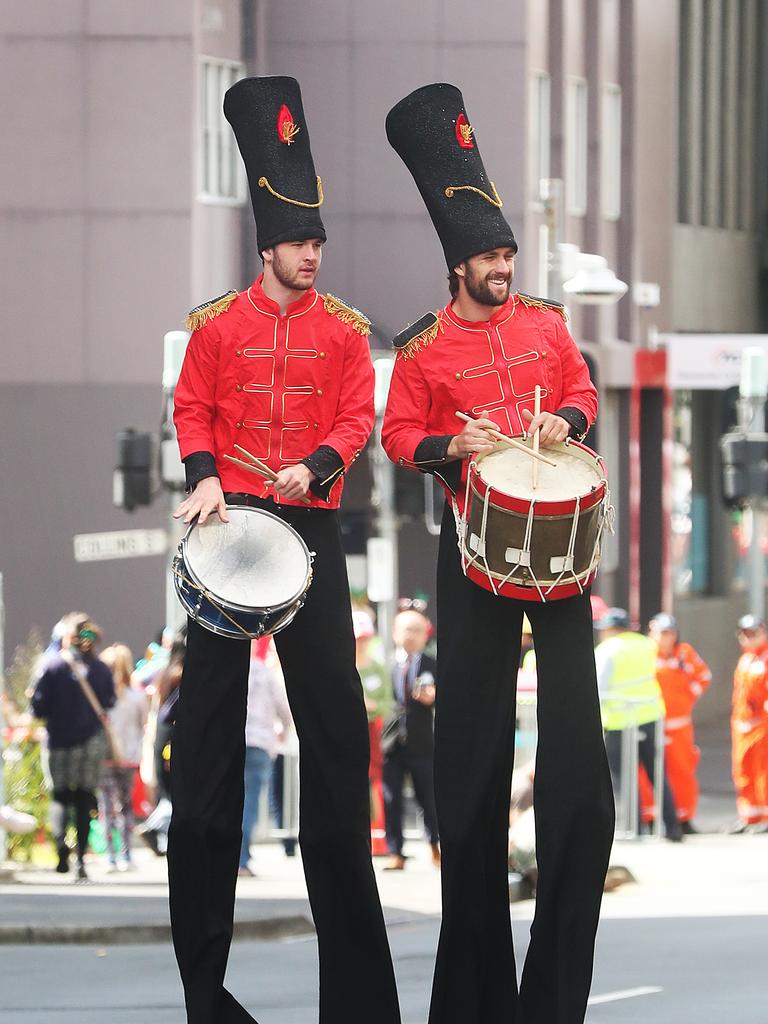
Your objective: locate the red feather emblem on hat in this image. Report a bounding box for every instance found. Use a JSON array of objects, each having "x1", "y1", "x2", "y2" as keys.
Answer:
[
  {"x1": 277, "y1": 104, "x2": 300, "y2": 145},
  {"x1": 455, "y1": 112, "x2": 474, "y2": 149}
]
